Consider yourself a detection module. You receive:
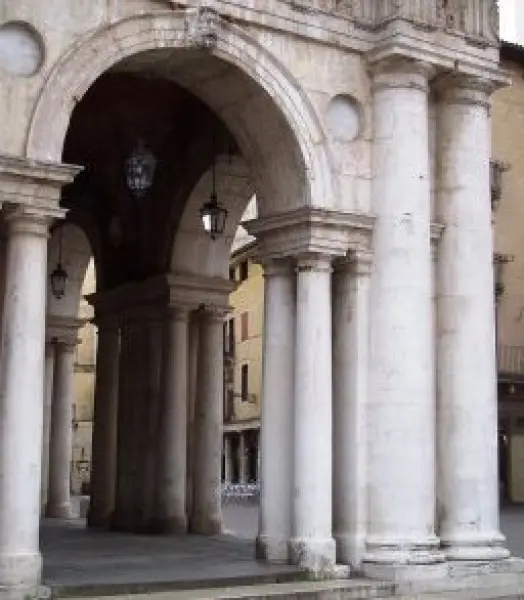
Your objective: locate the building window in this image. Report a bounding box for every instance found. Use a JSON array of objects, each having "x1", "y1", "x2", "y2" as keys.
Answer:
[
  {"x1": 241, "y1": 364, "x2": 249, "y2": 401},
  {"x1": 224, "y1": 317, "x2": 235, "y2": 356},
  {"x1": 229, "y1": 267, "x2": 236, "y2": 282},
  {"x1": 240, "y1": 311, "x2": 249, "y2": 341},
  {"x1": 239, "y1": 260, "x2": 249, "y2": 282}
]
